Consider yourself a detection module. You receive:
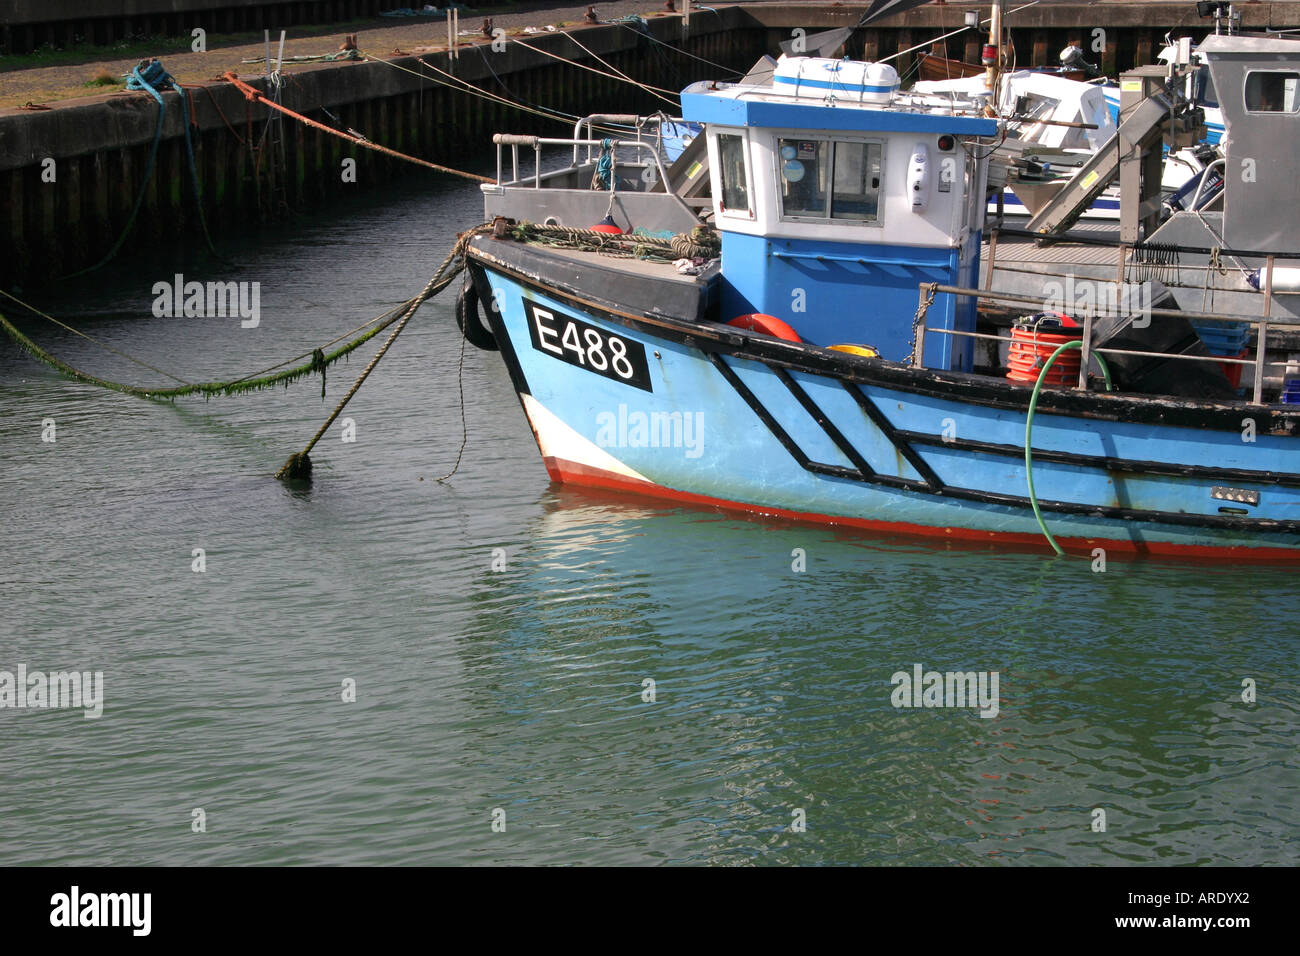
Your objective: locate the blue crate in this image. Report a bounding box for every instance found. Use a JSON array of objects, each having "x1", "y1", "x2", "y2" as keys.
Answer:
[{"x1": 1192, "y1": 320, "x2": 1250, "y2": 356}]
